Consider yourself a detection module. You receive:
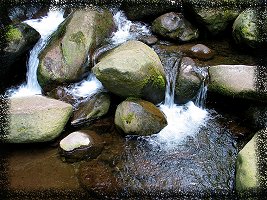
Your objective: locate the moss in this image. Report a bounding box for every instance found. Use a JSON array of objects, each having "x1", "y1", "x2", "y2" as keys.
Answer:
[
  {"x1": 122, "y1": 113, "x2": 135, "y2": 124},
  {"x1": 5, "y1": 26, "x2": 22, "y2": 42},
  {"x1": 69, "y1": 31, "x2": 85, "y2": 45}
]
